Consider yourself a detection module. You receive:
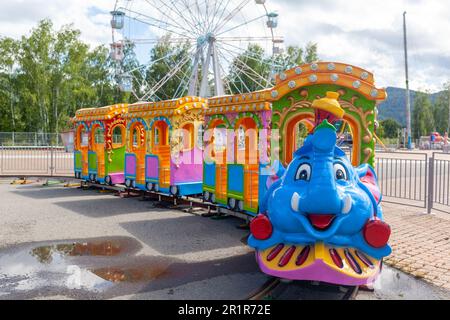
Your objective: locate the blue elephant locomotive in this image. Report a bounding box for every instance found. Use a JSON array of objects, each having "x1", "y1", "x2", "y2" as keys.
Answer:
[{"x1": 249, "y1": 120, "x2": 391, "y2": 286}]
